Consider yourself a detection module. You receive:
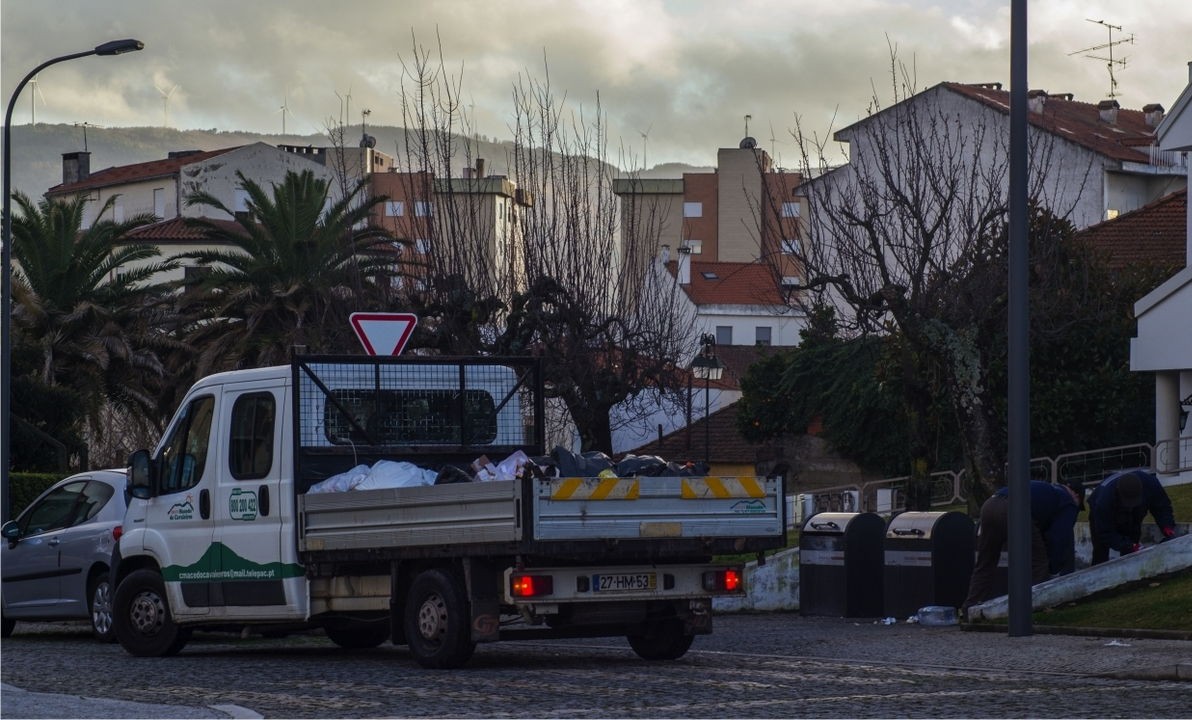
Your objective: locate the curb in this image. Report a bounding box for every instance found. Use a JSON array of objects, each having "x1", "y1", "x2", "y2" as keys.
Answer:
[{"x1": 960, "y1": 622, "x2": 1192, "y2": 642}]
